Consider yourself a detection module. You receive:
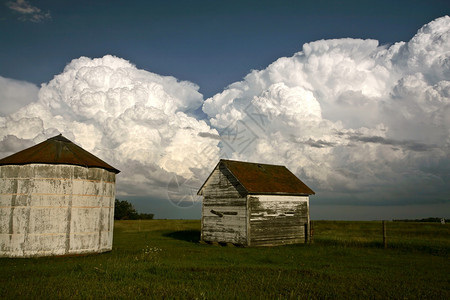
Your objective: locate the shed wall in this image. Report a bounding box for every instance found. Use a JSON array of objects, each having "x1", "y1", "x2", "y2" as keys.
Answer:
[
  {"x1": 0, "y1": 164, "x2": 115, "y2": 257},
  {"x1": 248, "y1": 195, "x2": 309, "y2": 246},
  {"x1": 201, "y1": 165, "x2": 247, "y2": 245}
]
